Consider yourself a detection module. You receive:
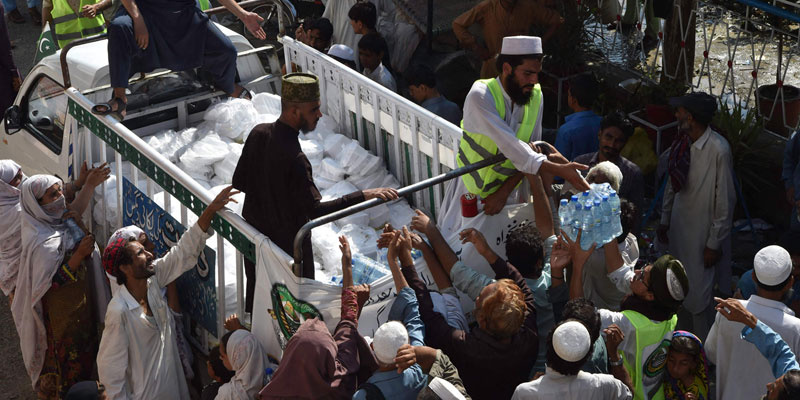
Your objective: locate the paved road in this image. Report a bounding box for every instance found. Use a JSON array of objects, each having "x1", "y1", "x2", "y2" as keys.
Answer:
[
  {"x1": 0, "y1": 294, "x2": 36, "y2": 400},
  {"x1": 6, "y1": 0, "x2": 42, "y2": 77}
]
